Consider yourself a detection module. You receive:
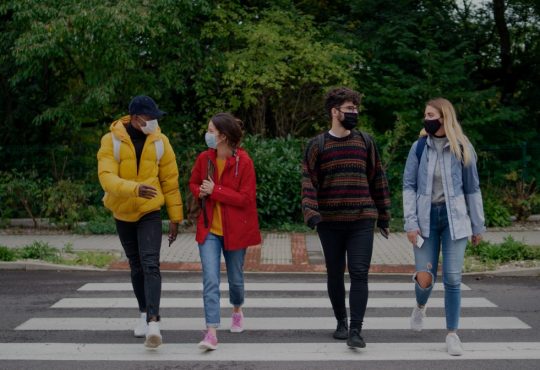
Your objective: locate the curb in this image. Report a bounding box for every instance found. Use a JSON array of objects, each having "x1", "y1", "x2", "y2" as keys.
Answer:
[
  {"x1": 1, "y1": 260, "x2": 539, "y2": 276},
  {"x1": 0, "y1": 261, "x2": 106, "y2": 271}
]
